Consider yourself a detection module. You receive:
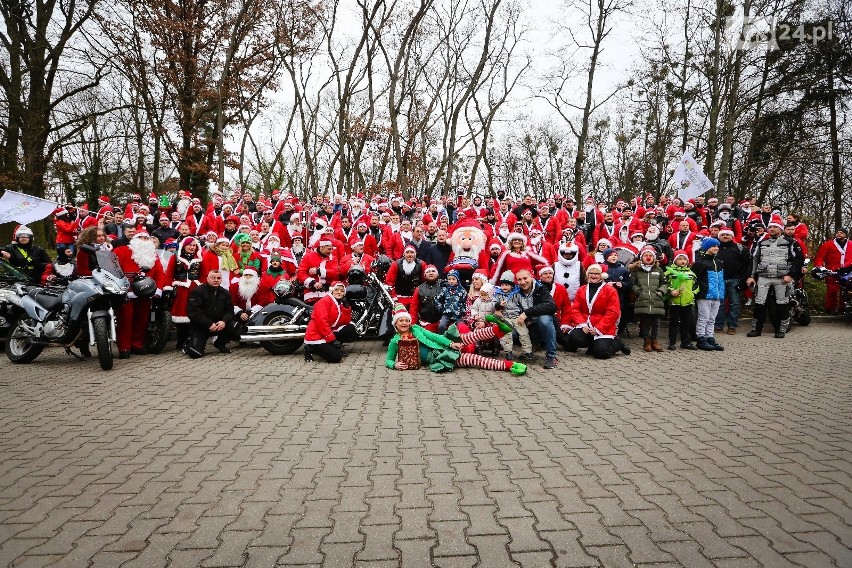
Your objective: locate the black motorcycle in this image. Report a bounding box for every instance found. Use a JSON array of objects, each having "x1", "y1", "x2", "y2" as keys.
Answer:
[
  {"x1": 813, "y1": 264, "x2": 852, "y2": 323},
  {"x1": 145, "y1": 287, "x2": 174, "y2": 354},
  {"x1": 242, "y1": 279, "x2": 314, "y2": 355},
  {"x1": 242, "y1": 256, "x2": 396, "y2": 355}
]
